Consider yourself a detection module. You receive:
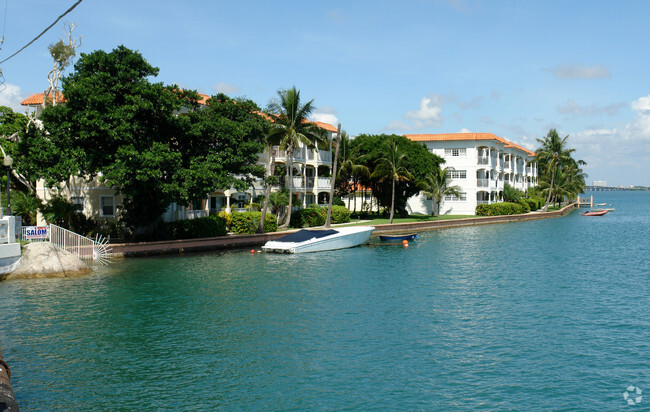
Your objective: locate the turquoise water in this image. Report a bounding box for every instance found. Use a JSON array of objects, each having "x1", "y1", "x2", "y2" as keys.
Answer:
[{"x1": 1, "y1": 191, "x2": 649, "y2": 410}]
